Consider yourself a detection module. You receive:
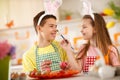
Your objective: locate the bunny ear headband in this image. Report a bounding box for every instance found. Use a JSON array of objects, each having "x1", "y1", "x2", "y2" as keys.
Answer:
[
  {"x1": 81, "y1": 0, "x2": 94, "y2": 20},
  {"x1": 37, "y1": 0, "x2": 62, "y2": 25}
]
